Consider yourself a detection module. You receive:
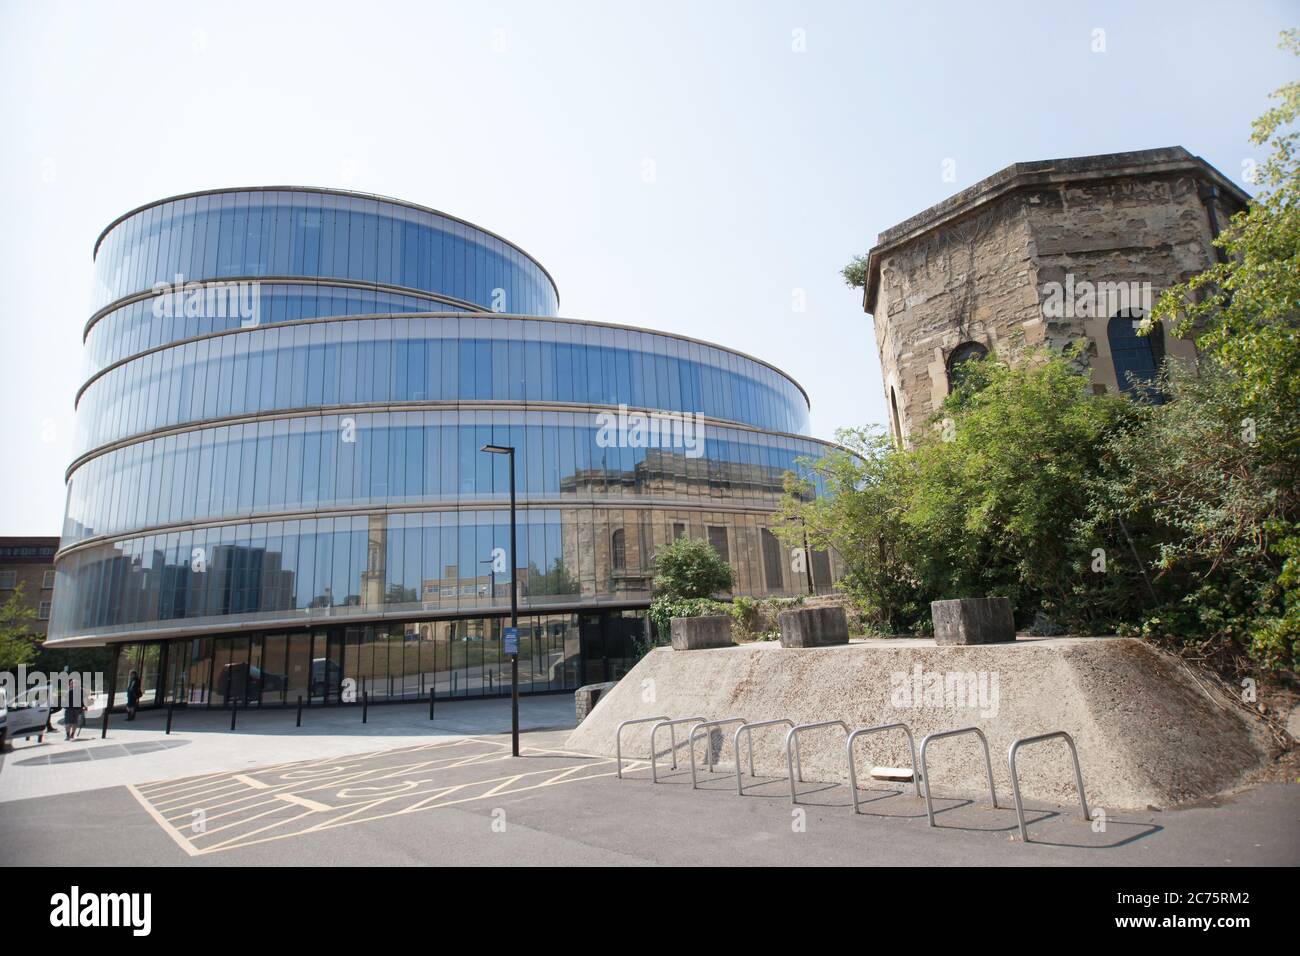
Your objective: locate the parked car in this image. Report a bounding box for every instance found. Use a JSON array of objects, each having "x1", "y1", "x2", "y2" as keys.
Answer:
[{"x1": 0, "y1": 685, "x2": 51, "y2": 748}]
